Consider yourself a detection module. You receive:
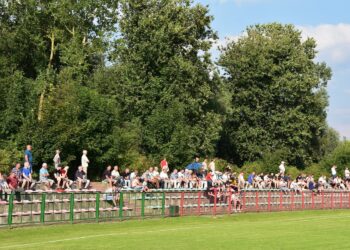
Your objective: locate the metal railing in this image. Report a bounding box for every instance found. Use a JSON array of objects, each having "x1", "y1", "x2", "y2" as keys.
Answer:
[{"x1": 1, "y1": 189, "x2": 349, "y2": 227}]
